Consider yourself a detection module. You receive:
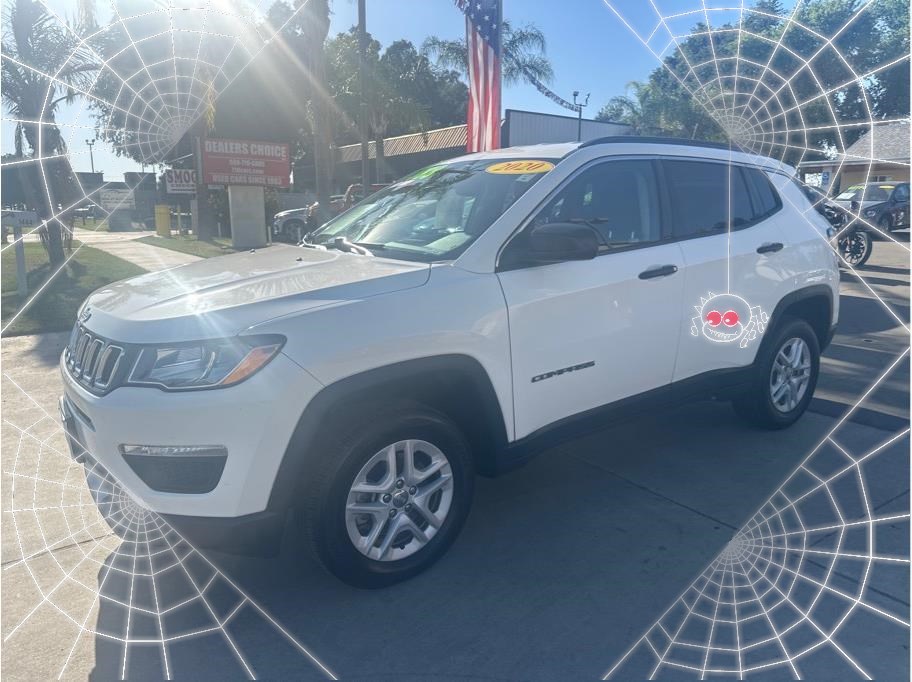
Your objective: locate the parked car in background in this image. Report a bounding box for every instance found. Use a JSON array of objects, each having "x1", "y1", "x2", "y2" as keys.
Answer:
[
  {"x1": 834, "y1": 182, "x2": 910, "y2": 233},
  {"x1": 62, "y1": 138, "x2": 838, "y2": 588},
  {"x1": 273, "y1": 184, "x2": 390, "y2": 242},
  {"x1": 272, "y1": 199, "x2": 343, "y2": 242}
]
